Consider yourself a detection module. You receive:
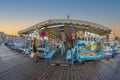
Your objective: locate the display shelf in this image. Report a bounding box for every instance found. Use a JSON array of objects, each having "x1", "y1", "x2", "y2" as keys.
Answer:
[
  {"x1": 66, "y1": 50, "x2": 72, "y2": 62},
  {"x1": 79, "y1": 50, "x2": 98, "y2": 53},
  {"x1": 76, "y1": 40, "x2": 104, "y2": 61},
  {"x1": 23, "y1": 39, "x2": 32, "y2": 54},
  {"x1": 37, "y1": 46, "x2": 57, "y2": 60},
  {"x1": 44, "y1": 41, "x2": 57, "y2": 60},
  {"x1": 36, "y1": 47, "x2": 46, "y2": 58},
  {"x1": 78, "y1": 50, "x2": 104, "y2": 61},
  {"x1": 45, "y1": 48, "x2": 57, "y2": 60},
  {"x1": 103, "y1": 42, "x2": 117, "y2": 58},
  {"x1": 66, "y1": 49, "x2": 76, "y2": 64},
  {"x1": 37, "y1": 47, "x2": 46, "y2": 51}
]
